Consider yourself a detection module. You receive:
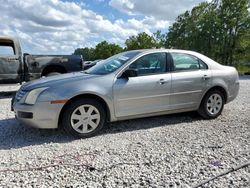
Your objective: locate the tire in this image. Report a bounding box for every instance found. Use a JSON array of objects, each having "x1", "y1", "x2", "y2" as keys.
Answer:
[
  {"x1": 46, "y1": 72, "x2": 61, "y2": 77},
  {"x1": 198, "y1": 90, "x2": 225, "y2": 119},
  {"x1": 62, "y1": 98, "x2": 106, "y2": 138}
]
